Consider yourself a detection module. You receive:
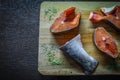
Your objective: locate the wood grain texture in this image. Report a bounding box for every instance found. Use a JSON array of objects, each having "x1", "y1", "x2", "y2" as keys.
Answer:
[{"x1": 38, "y1": 2, "x2": 120, "y2": 75}]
